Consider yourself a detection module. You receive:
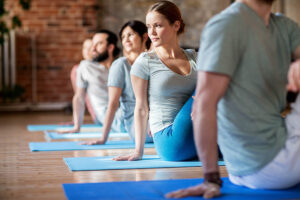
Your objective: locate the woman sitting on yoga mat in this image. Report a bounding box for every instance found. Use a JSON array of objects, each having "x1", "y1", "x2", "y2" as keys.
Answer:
[
  {"x1": 83, "y1": 20, "x2": 153, "y2": 145},
  {"x1": 114, "y1": 1, "x2": 198, "y2": 161}
]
